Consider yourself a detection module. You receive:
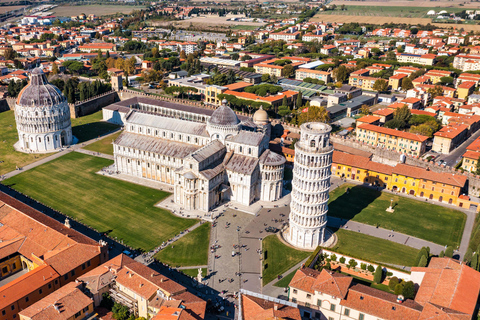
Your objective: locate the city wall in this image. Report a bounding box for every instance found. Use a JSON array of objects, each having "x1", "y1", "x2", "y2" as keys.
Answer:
[{"x1": 69, "y1": 90, "x2": 118, "y2": 118}]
